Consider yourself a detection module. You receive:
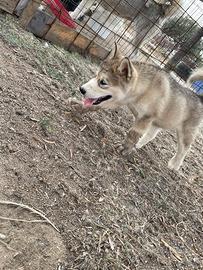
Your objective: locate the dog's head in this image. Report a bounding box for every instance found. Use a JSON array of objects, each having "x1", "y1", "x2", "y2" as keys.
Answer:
[{"x1": 80, "y1": 44, "x2": 138, "y2": 109}]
